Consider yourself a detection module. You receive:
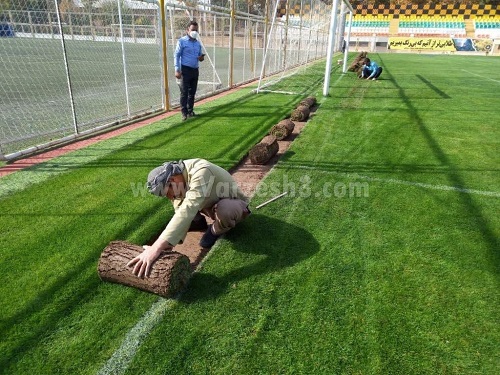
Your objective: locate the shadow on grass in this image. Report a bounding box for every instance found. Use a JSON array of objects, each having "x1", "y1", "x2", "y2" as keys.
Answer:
[
  {"x1": 0, "y1": 199, "x2": 164, "y2": 374},
  {"x1": 0, "y1": 61, "x2": 327, "y2": 372},
  {"x1": 415, "y1": 74, "x2": 451, "y2": 99},
  {"x1": 180, "y1": 214, "x2": 319, "y2": 303},
  {"x1": 277, "y1": 157, "x2": 500, "y2": 175},
  {"x1": 23, "y1": 90, "x2": 302, "y2": 175},
  {"x1": 378, "y1": 54, "x2": 500, "y2": 275}
]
